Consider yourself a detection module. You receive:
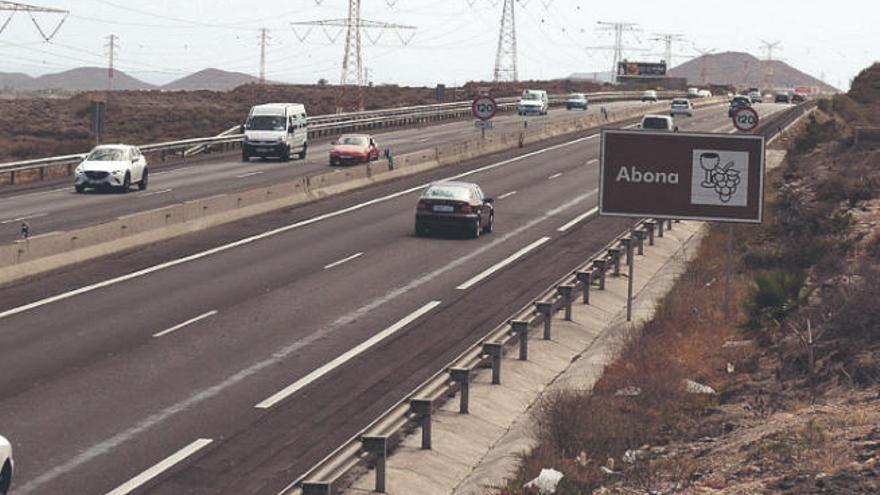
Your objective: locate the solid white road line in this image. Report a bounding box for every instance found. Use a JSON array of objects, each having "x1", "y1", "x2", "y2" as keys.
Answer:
[
  {"x1": 586, "y1": 158, "x2": 598, "y2": 165},
  {"x1": 0, "y1": 132, "x2": 600, "y2": 322},
  {"x1": 152, "y1": 310, "x2": 218, "y2": 338},
  {"x1": 140, "y1": 188, "x2": 173, "y2": 198},
  {"x1": 0, "y1": 212, "x2": 47, "y2": 224},
  {"x1": 557, "y1": 207, "x2": 599, "y2": 232},
  {"x1": 237, "y1": 171, "x2": 264, "y2": 179},
  {"x1": 548, "y1": 172, "x2": 563, "y2": 180},
  {"x1": 497, "y1": 190, "x2": 517, "y2": 200},
  {"x1": 105, "y1": 438, "x2": 212, "y2": 495},
  {"x1": 323, "y1": 252, "x2": 364, "y2": 270},
  {"x1": 255, "y1": 300, "x2": 442, "y2": 409},
  {"x1": 455, "y1": 237, "x2": 551, "y2": 290}
]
